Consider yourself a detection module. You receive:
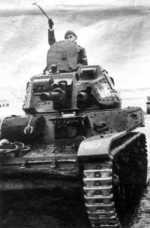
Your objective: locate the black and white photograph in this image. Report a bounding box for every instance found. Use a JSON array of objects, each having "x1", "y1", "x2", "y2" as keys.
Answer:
[{"x1": 0, "y1": 0, "x2": 150, "y2": 227}]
